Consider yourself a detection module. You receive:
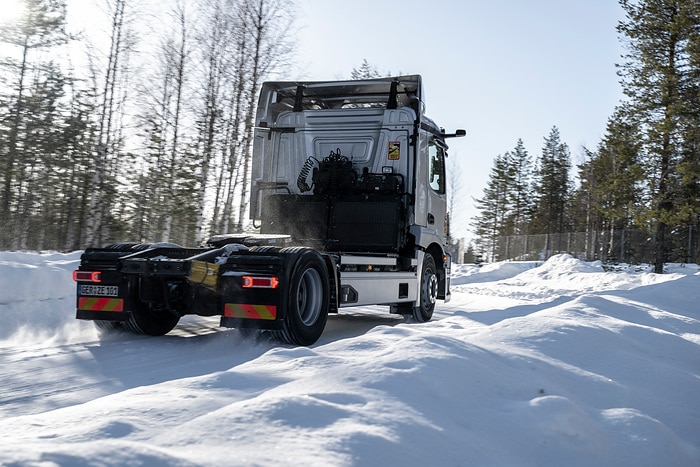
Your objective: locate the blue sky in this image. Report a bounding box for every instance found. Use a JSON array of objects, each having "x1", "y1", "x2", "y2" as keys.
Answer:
[
  {"x1": 2, "y1": 0, "x2": 626, "y2": 242},
  {"x1": 294, "y1": 0, "x2": 627, "y2": 241}
]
